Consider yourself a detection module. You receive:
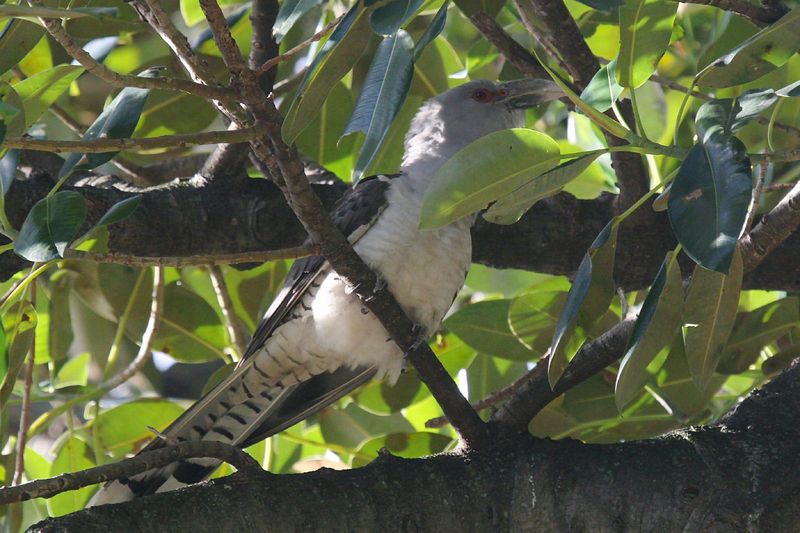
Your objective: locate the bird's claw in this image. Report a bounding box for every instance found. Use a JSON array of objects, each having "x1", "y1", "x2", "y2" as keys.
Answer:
[{"x1": 403, "y1": 324, "x2": 428, "y2": 358}]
